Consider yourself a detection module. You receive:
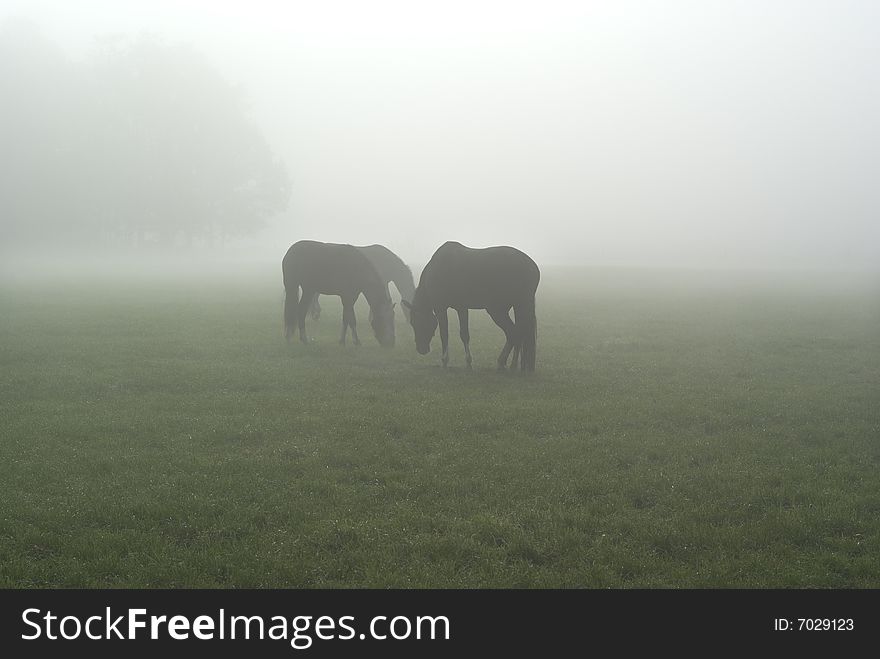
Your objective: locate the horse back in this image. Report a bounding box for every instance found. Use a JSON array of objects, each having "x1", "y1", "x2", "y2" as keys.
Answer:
[
  {"x1": 283, "y1": 240, "x2": 376, "y2": 295},
  {"x1": 422, "y1": 243, "x2": 539, "y2": 309}
]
